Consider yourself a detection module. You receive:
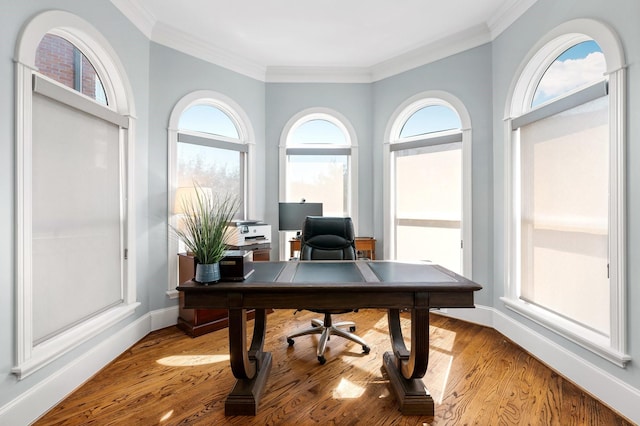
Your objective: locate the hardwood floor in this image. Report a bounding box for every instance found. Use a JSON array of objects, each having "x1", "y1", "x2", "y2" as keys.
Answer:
[{"x1": 35, "y1": 309, "x2": 631, "y2": 425}]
